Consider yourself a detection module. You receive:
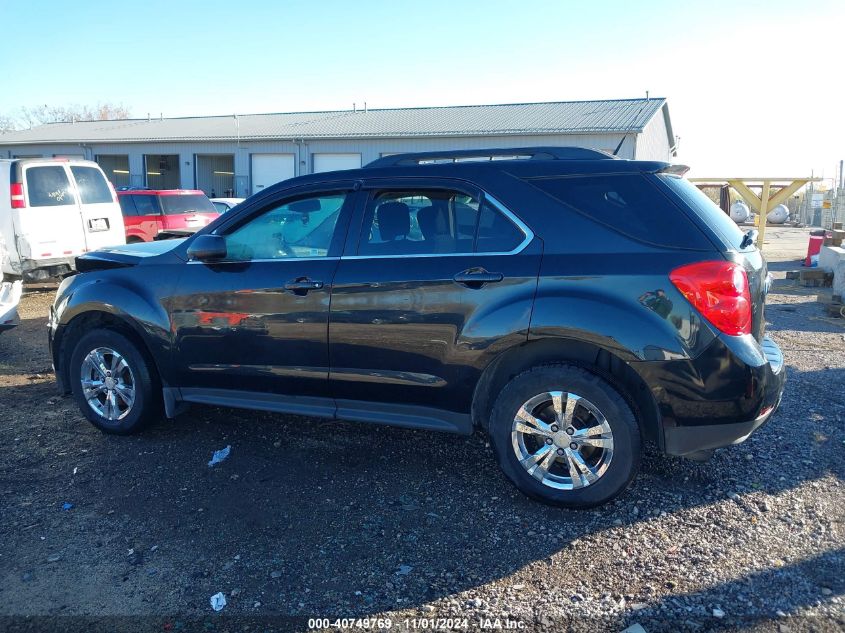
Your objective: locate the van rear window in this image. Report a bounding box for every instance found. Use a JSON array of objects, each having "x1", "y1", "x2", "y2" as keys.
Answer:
[
  {"x1": 25, "y1": 166, "x2": 76, "y2": 207},
  {"x1": 160, "y1": 194, "x2": 217, "y2": 215},
  {"x1": 525, "y1": 174, "x2": 711, "y2": 250},
  {"x1": 71, "y1": 166, "x2": 112, "y2": 204}
]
